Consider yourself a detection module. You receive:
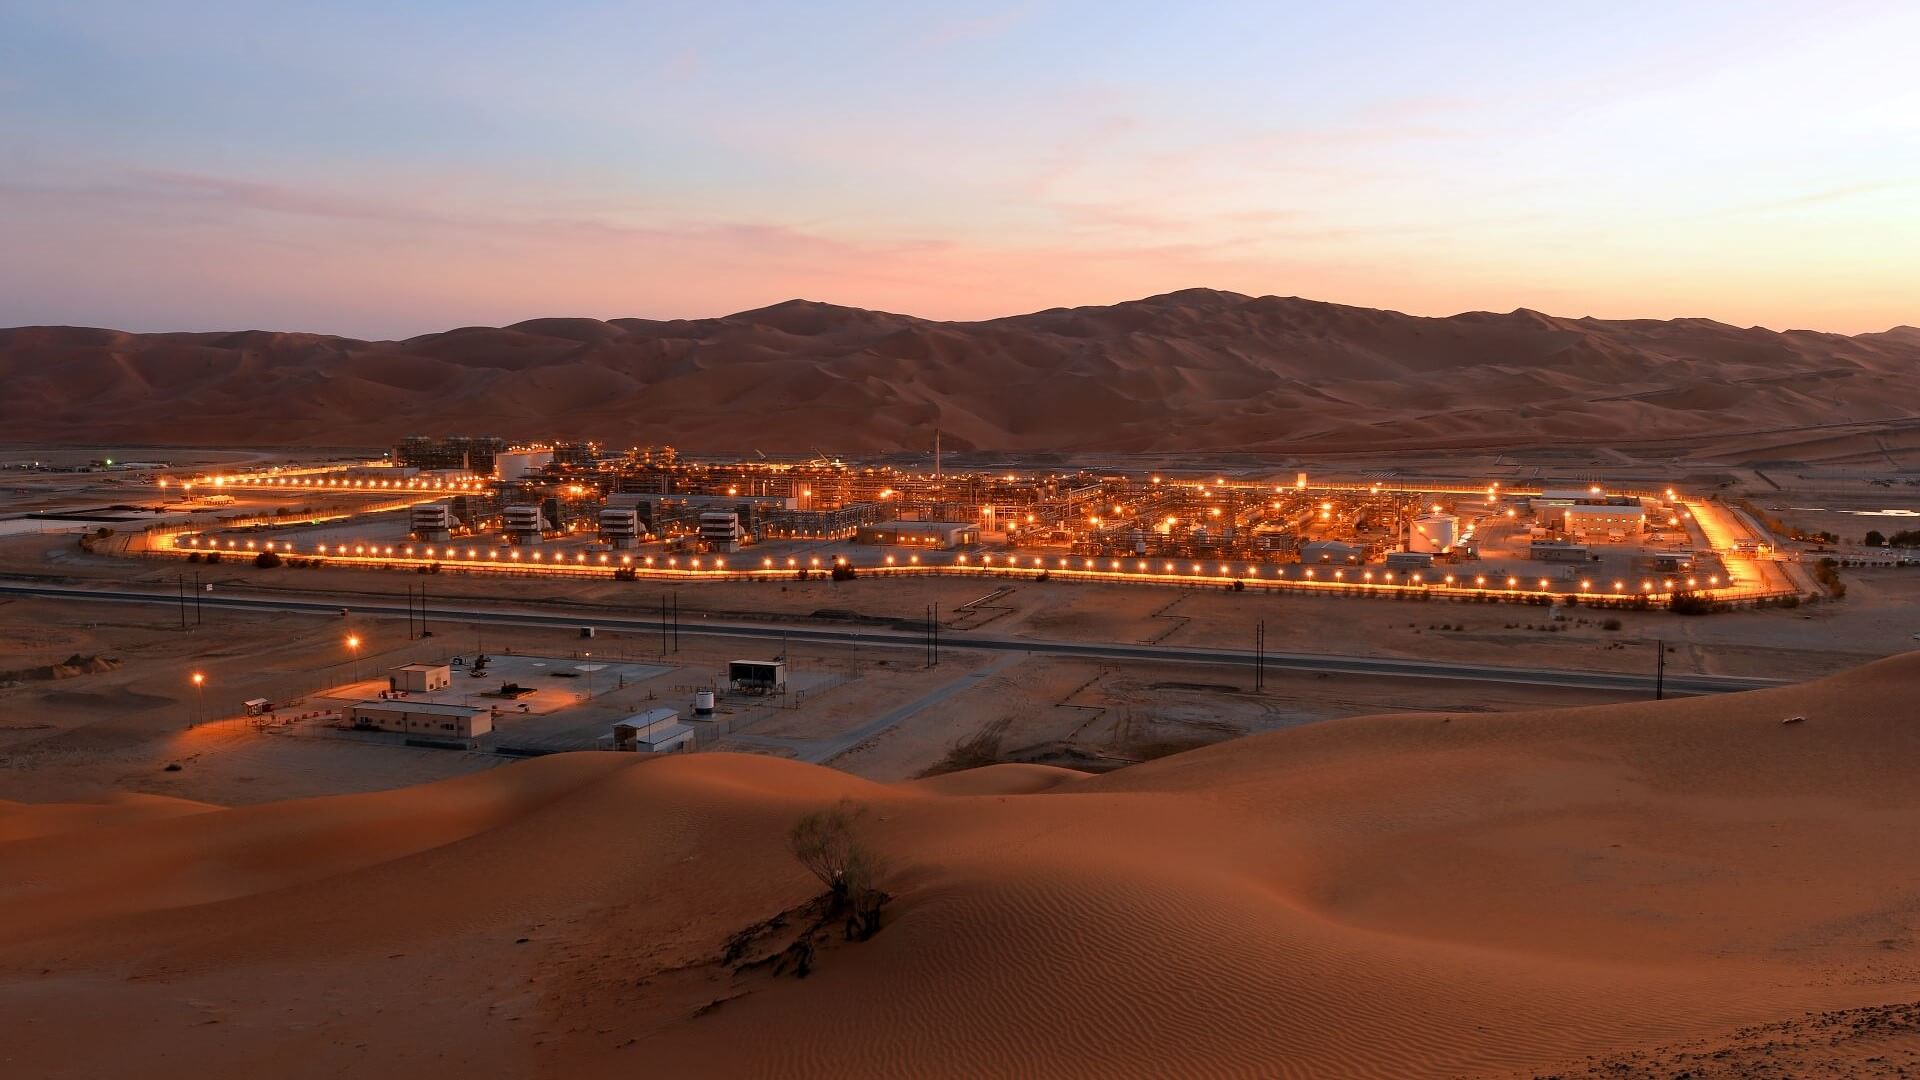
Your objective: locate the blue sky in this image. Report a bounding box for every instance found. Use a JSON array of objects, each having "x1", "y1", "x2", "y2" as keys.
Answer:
[{"x1": 2, "y1": 0, "x2": 1916, "y2": 336}]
